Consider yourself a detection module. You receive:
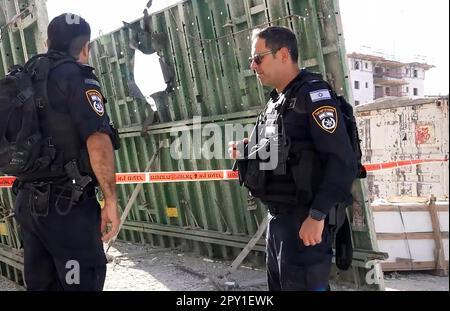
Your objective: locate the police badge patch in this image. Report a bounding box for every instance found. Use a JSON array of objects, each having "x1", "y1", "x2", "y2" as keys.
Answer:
[
  {"x1": 86, "y1": 90, "x2": 105, "y2": 116},
  {"x1": 312, "y1": 106, "x2": 338, "y2": 133}
]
